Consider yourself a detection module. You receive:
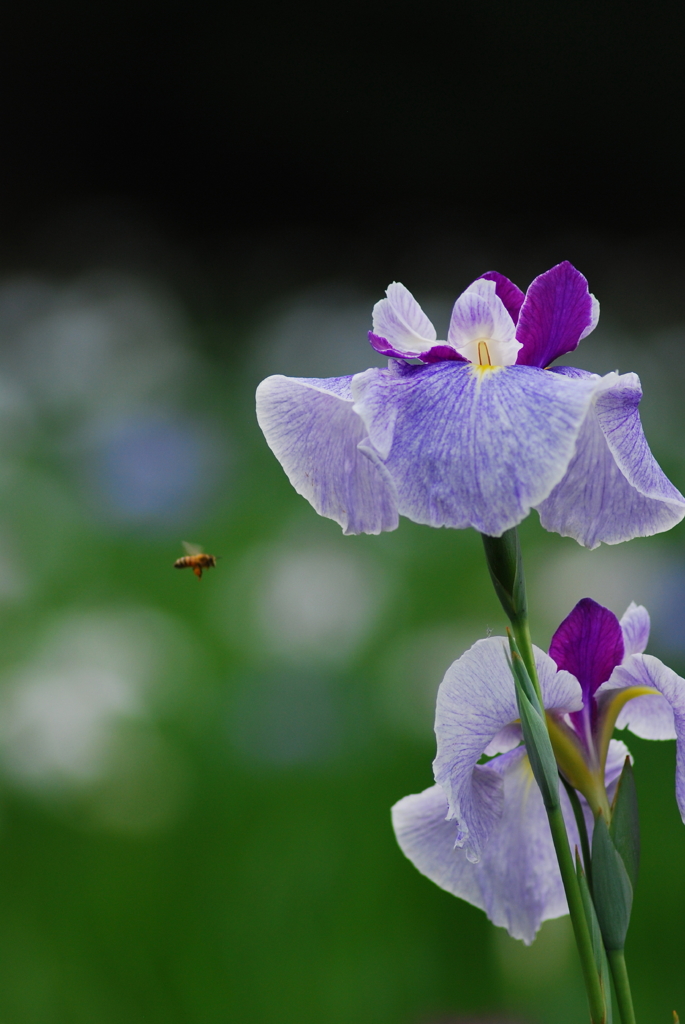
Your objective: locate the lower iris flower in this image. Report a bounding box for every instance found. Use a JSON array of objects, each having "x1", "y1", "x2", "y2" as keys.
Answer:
[
  {"x1": 391, "y1": 598, "x2": 685, "y2": 943},
  {"x1": 256, "y1": 262, "x2": 684, "y2": 545}
]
